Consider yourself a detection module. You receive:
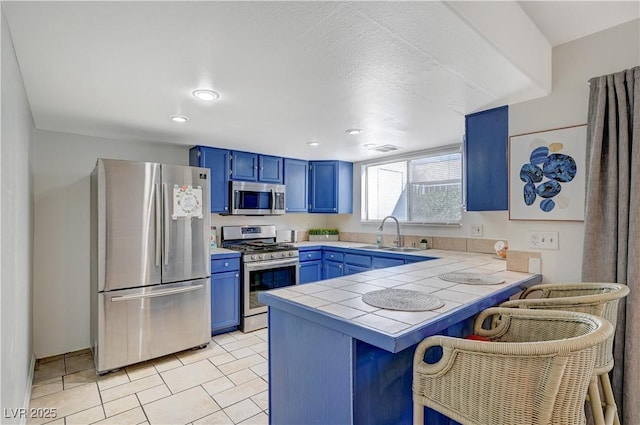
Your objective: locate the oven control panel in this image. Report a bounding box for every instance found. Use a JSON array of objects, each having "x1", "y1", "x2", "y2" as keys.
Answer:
[{"x1": 245, "y1": 250, "x2": 298, "y2": 262}]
